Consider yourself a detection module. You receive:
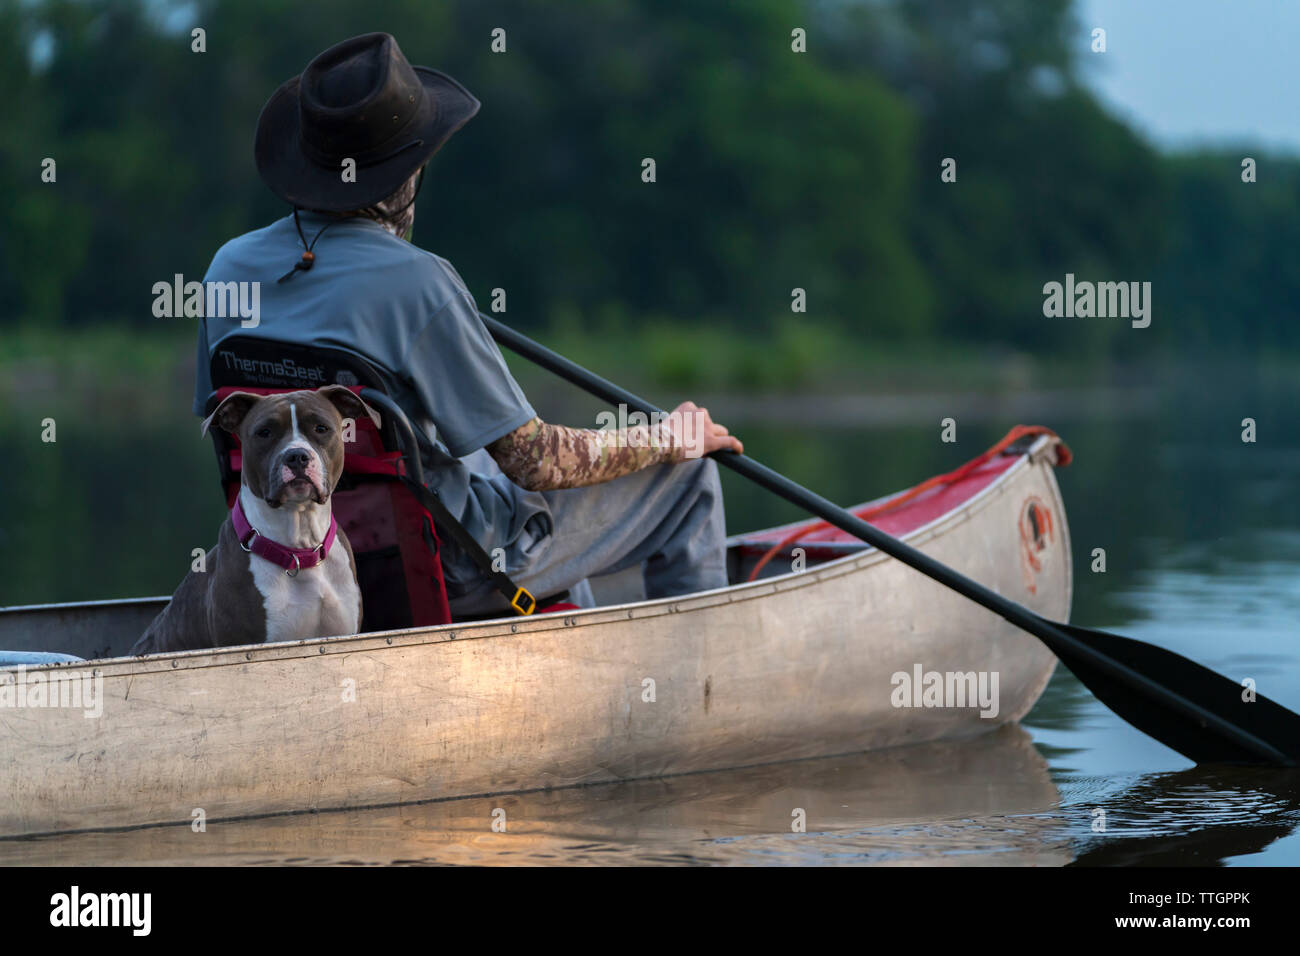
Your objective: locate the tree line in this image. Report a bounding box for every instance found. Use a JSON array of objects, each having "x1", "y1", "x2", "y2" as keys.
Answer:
[{"x1": 1, "y1": 0, "x2": 1295, "y2": 359}]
